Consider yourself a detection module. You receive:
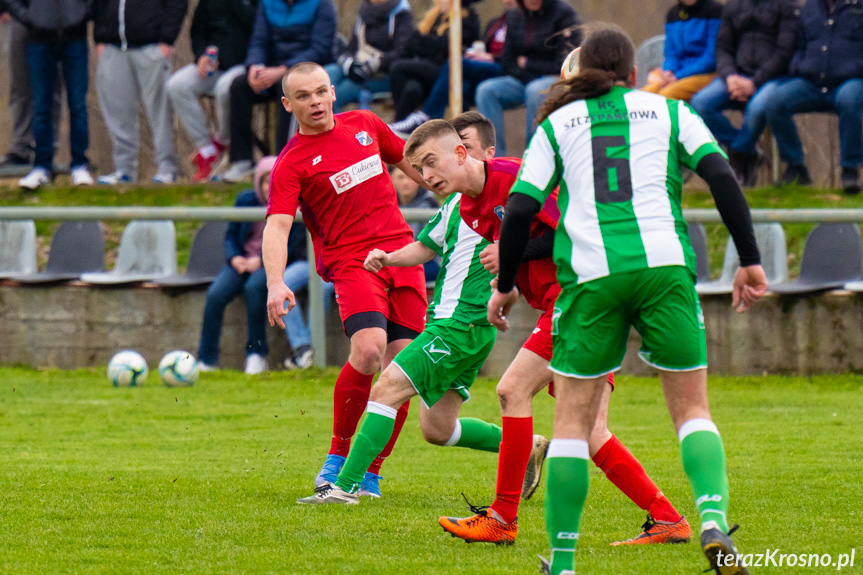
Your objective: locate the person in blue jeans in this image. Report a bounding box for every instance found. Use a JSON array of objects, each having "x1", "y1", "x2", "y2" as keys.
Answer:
[
  {"x1": 198, "y1": 156, "x2": 282, "y2": 375},
  {"x1": 474, "y1": 0, "x2": 581, "y2": 157},
  {"x1": 689, "y1": 0, "x2": 799, "y2": 187},
  {"x1": 6, "y1": 0, "x2": 92, "y2": 190},
  {"x1": 765, "y1": 0, "x2": 863, "y2": 194},
  {"x1": 280, "y1": 229, "x2": 335, "y2": 369}
]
